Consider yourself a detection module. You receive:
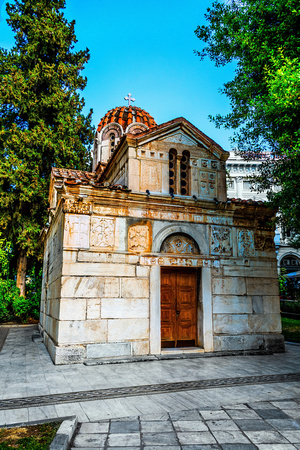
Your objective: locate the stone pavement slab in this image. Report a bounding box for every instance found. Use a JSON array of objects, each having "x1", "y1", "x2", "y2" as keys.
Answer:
[
  {"x1": 1, "y1": 326, "x2": 300, "y2": 449},
  {"x1": 70, "y1": 400, "x2": 300, "y2": 449}
]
